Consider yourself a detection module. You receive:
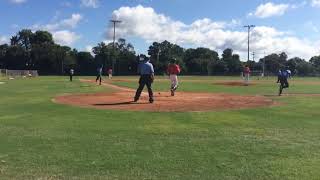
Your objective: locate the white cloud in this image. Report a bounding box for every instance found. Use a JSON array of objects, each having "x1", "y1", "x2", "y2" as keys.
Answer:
[
  {"x1": 10, "y1": 0, "x2": 26, "y2": 4},
  {"x1": 81, "y1": 0, "x2": 99, "y2": 8},
  {"x1": 304, "y1": 21, "x2": 319, "y2": 33},
  {"x1": 249, "y1": 2, "x2": 291, "y2": 18},
  {"x1": 0, "y1": 36, "x2": 8, "y2": 44},
  {"x1": 53, "y1": 30, "x2": 80, "y2": 46},
  {"x1": 61, "y1": 14, "x2": 83, "y2": 28},
  {"x1": 84, "y1": 45, "x2": 95, "y2": 56},
  {"x1": 30, "y1": 14, "x2": 83, "y2": 46},
  {"x1": 110, "y1": 5, "x2": 320, "y2": 60},
  {"x1": 32, "y1": 13, "x2": 83, "y2": 31},
  {"x1": 311, "y1": 0, "x2": 320, "y2": 7}
]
